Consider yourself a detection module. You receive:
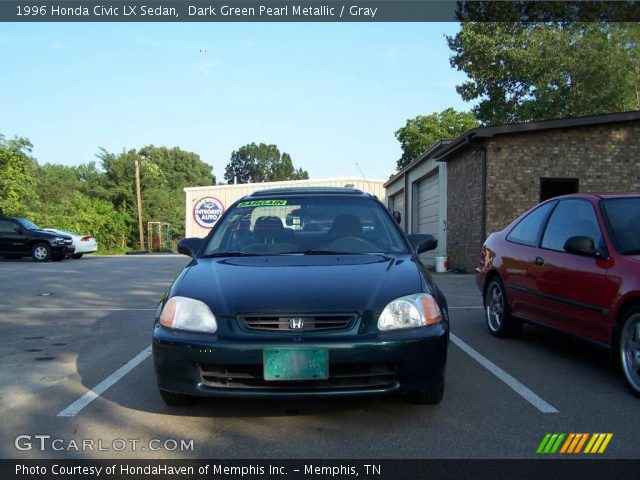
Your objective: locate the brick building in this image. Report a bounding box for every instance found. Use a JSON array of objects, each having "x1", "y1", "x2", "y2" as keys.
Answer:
[{"x1": 385, "y1": 111, "x2": 640, "y2": 271}]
